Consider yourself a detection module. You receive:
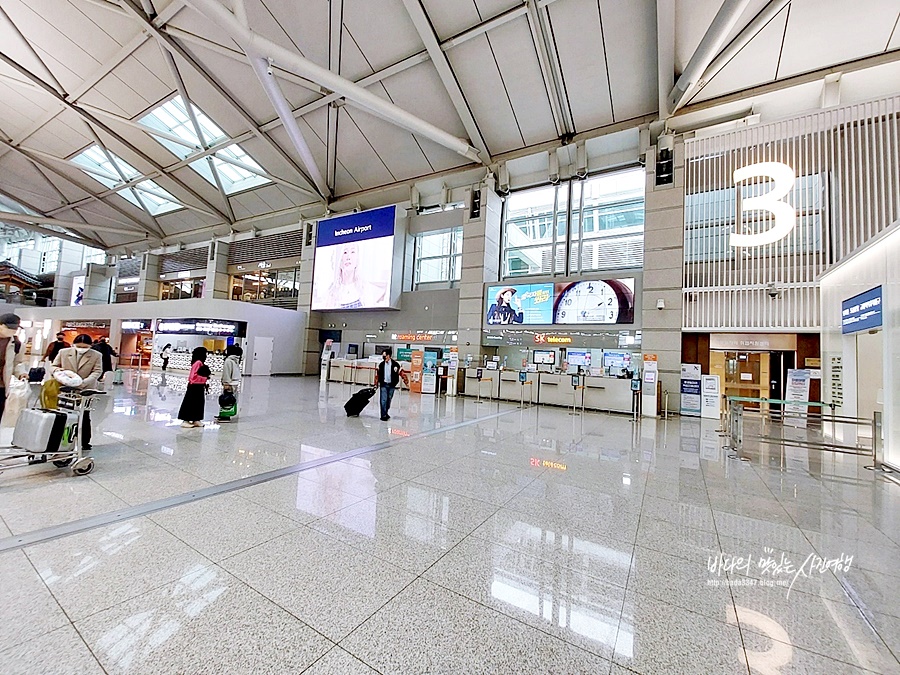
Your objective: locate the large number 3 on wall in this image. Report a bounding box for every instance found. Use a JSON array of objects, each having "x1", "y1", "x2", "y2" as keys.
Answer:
[{"x1": 730, "y1": 162, "x2": 797, "y2": 247}]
